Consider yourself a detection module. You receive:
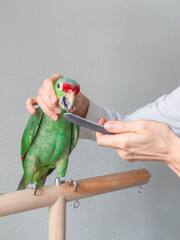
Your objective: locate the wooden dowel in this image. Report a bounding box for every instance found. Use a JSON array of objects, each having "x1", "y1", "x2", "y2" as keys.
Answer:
[
  {"x1": 49, "y1": 197, "x2": 66, "y2": 240},
  {"x1": 0, "y1": 168, "x2": 150, "y2": 217}
]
